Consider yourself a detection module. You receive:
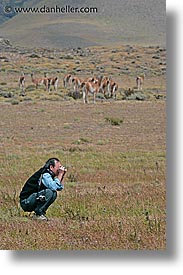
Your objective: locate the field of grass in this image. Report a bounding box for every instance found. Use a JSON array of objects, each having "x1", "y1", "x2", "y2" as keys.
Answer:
[{"x1": 0, "y1": 44, "x2": 166, "y2": 250}]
